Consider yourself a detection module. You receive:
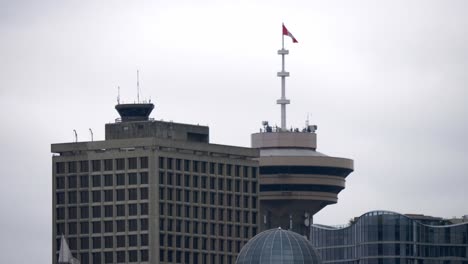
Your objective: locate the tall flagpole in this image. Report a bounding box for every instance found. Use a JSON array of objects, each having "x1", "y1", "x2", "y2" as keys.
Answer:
[{"x1": 277, "y1": 24, "x2": 290, "y2": 131}]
